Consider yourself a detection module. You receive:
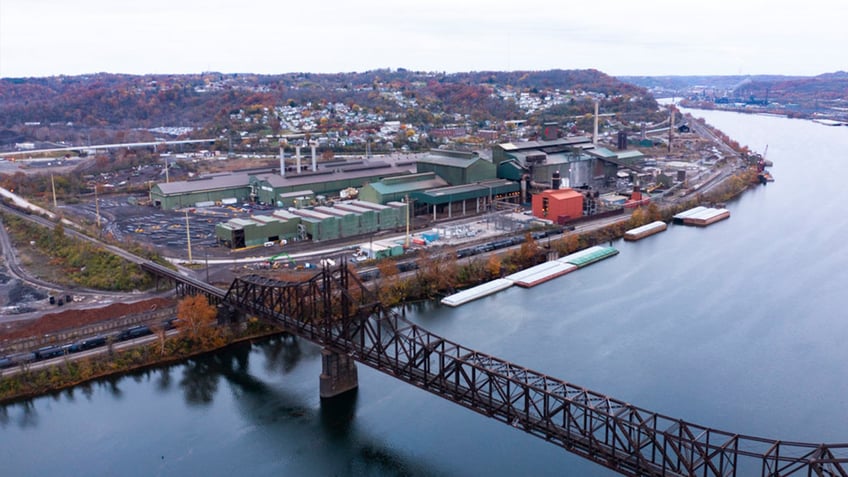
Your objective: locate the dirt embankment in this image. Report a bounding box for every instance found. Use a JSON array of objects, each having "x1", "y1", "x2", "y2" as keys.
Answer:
[{"x1": 0, "y1": 297, "x2": 175, "y2": 341}]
